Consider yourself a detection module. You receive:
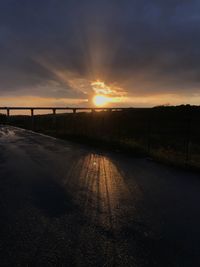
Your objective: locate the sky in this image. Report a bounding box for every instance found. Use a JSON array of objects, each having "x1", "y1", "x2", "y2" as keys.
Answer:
[{"x1": 0, "y1": 0, "x2": 200, "y2": 108}]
